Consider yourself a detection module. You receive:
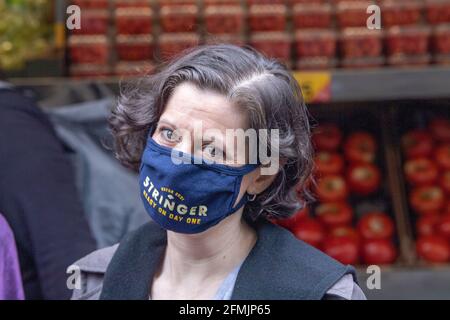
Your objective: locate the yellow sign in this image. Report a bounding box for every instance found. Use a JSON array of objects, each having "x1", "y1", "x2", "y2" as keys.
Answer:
[{"x1": 293, "y1": 71, "x2": 331, "y2": 103}]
